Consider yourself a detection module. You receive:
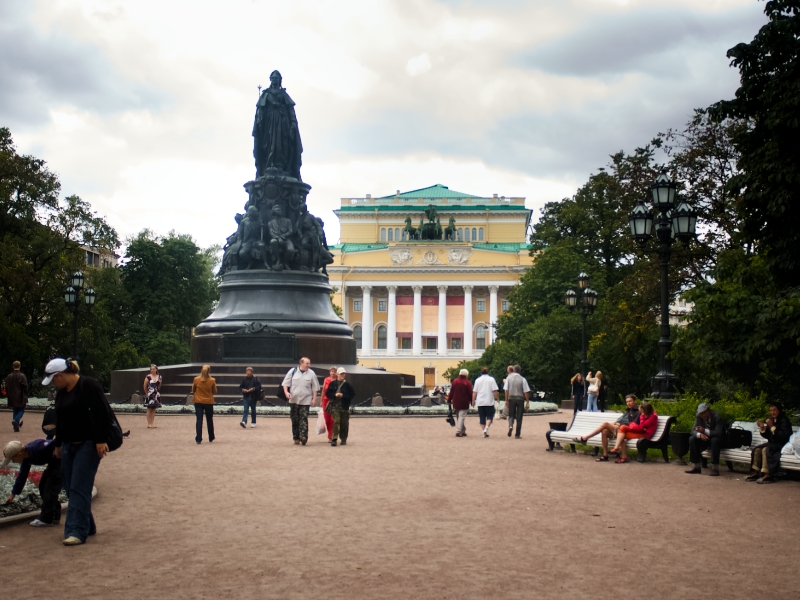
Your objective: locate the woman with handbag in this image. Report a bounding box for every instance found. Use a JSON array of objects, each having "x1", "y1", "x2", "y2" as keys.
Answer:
[
  {"x1": 42, "y1": 358, "x2": 109, "y2": 546},
  {"x1": 143, "y1": 364, "x2": 162, "y2": 429},
  {"x1": 585, "y1": 371, "x2": 602, "y2": 412}
]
